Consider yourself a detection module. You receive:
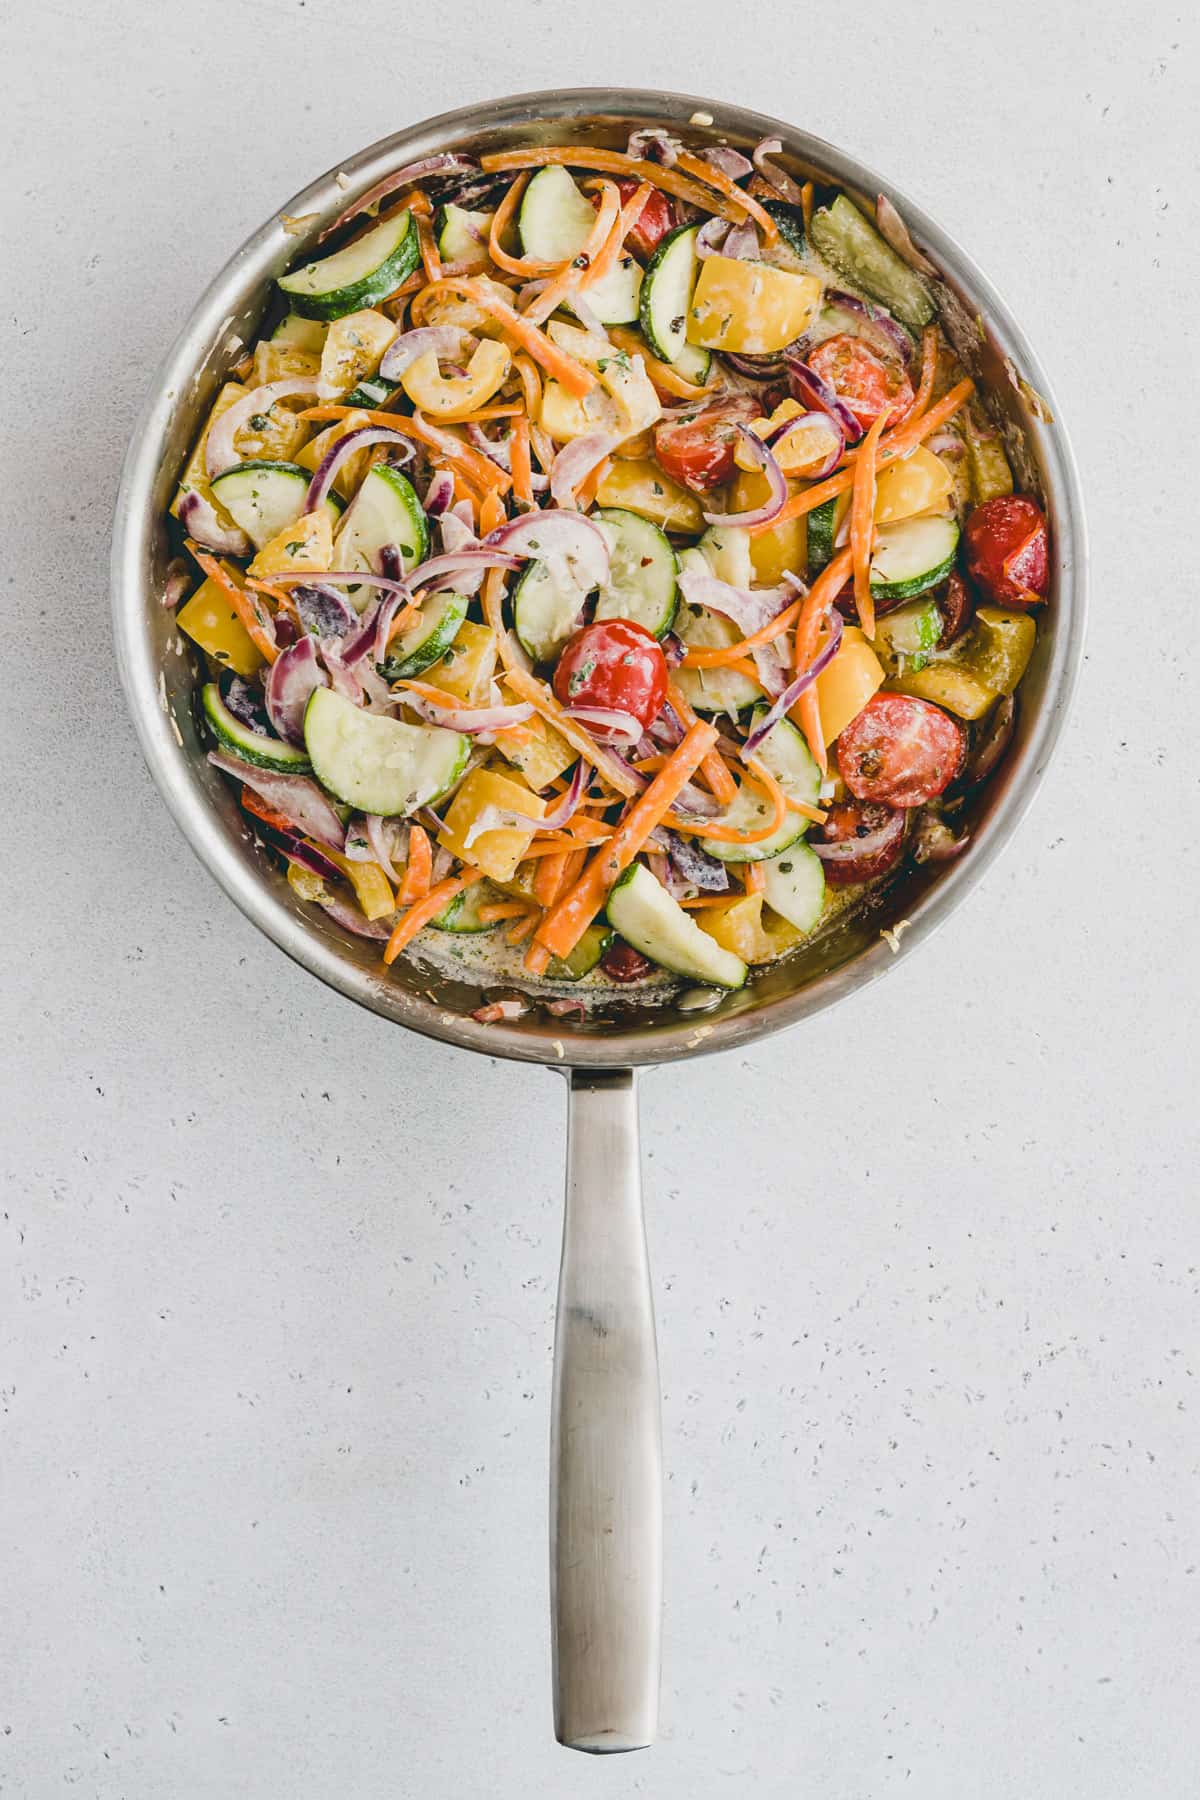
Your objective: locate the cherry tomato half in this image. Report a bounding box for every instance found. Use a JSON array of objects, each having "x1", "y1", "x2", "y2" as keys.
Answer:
[
  {"x1": 816, "y1": 800, "x2": 908, "y2": 886},
  {"x1": 609, "y1": 179, "x2": 675, "y2": 261},
  {"x1": 836, "y1": 694, "x2": 965, "y2": 809},
  {"x1": 553, "y1": 619, "x2": 668, "y2": 732},
  {"x1": 653, "y1": 394, "x2": 761, "y2": 492},
  {"x1": 807, "y1": 334, "x2": 914, "y2": 433},
  {"x1": 963, "y1": 495, "x2": 1049, "y2": 608},
  {"x1": 600, "y1": 939, "x2": 655, "y2": 983}
]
